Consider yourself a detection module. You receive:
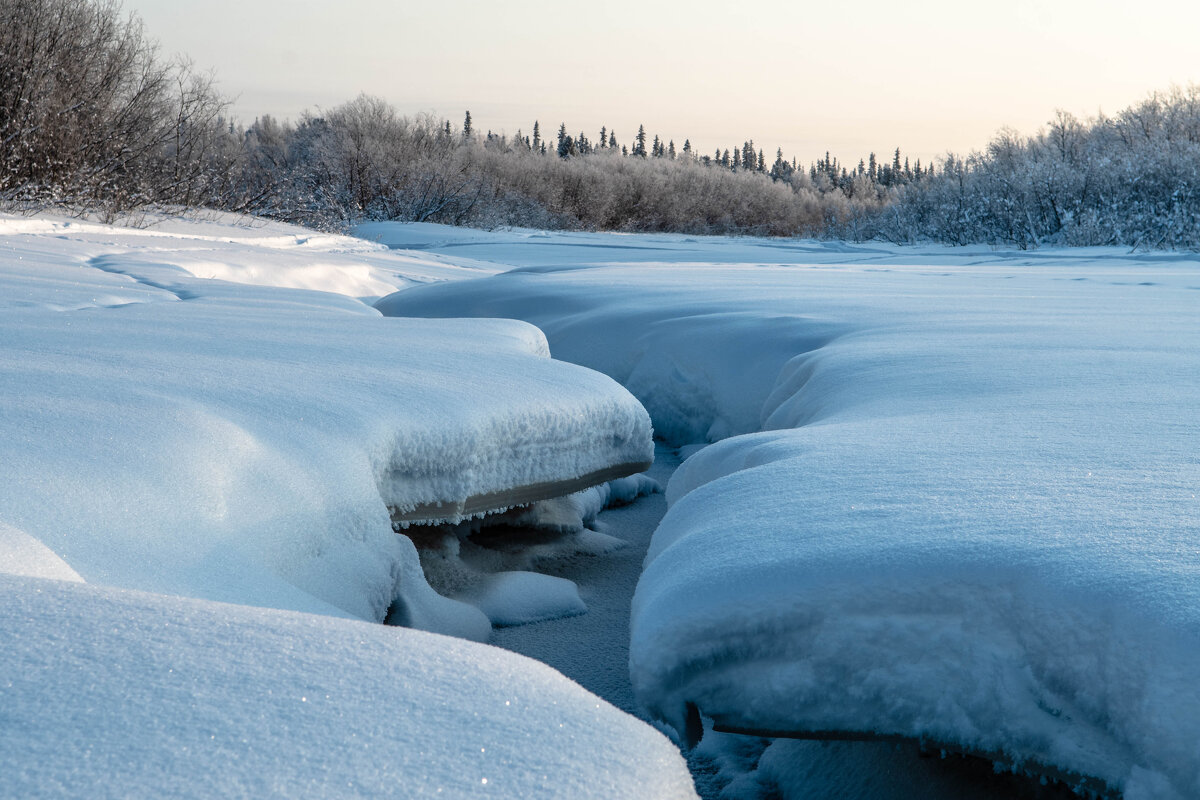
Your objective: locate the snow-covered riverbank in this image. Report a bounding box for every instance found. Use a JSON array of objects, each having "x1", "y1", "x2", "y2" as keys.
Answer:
[
  {"x1": 377, "y1": 223, "x2": 1200, "y2": 800},
  {"x1": 0, "y1": 212, "x2": 693, "y2": 798},
  {"x1": 5, "y1": 213, "x2": 1199, "y2": 798}
]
